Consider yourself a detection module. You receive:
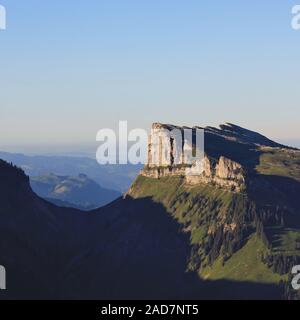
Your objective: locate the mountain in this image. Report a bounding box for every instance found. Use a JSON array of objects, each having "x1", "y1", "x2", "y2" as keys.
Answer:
[
  {"x1": 0, "y1": 151, "x2": 142, "y2": 192},
  {"x1": 1, "y1": 123, "x2": 300, "y2": 300},
  {"x1": 30, "y1": 173, "x2": 120, "y2": 210},
  {"x1": 127, "y1": 123, "x2": 300, "y2": 298}
]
